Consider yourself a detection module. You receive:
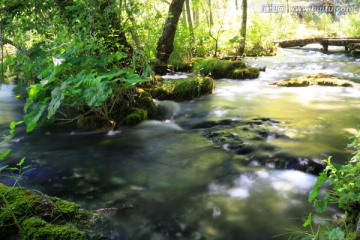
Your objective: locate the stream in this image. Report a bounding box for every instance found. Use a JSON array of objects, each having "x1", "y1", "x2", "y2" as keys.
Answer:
[{"x1": 1, "y1": 45, "x2": 360, "y2": 239}]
